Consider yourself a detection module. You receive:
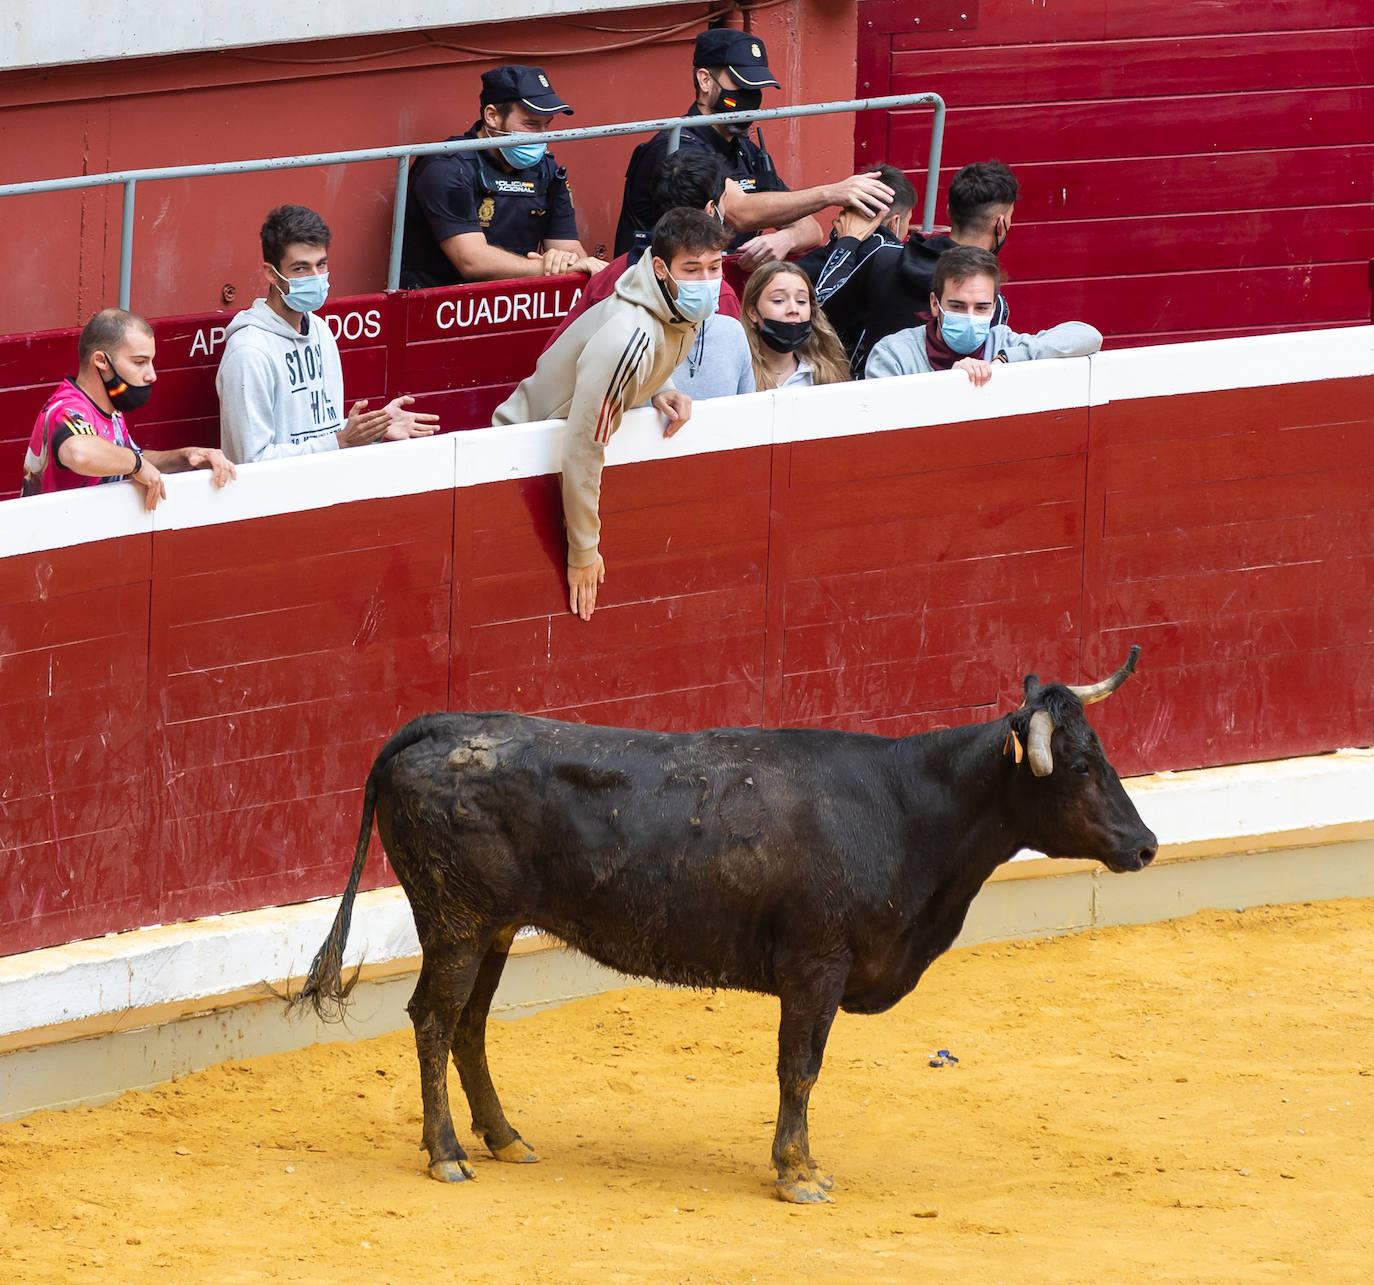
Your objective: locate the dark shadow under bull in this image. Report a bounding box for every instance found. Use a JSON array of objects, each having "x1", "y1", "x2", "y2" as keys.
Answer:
[{"x1": 290, "y1": 649, "x2": 1157, "y2": 1203}]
